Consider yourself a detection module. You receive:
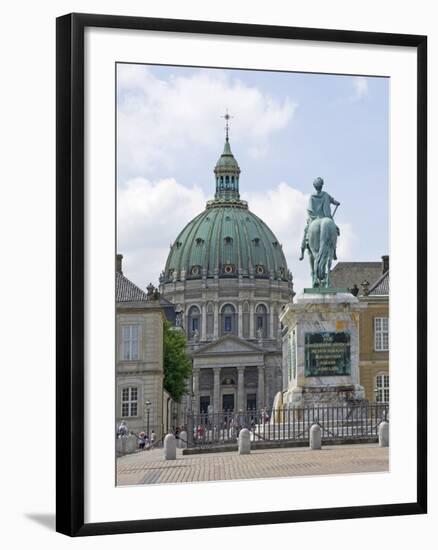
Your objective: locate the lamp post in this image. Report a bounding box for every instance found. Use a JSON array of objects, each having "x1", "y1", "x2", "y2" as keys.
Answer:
[{"x1": 145, "y1": 400, "x2": 151, "y2": 438}]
